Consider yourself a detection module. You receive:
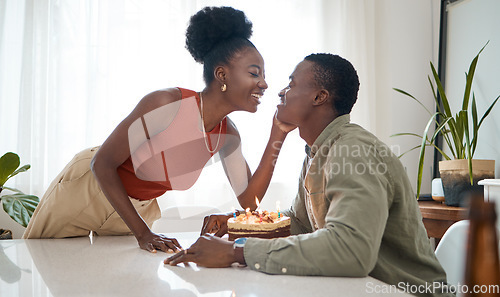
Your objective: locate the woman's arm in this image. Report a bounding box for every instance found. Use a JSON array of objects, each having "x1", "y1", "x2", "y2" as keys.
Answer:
[
  {"x1": 221, "y1": 114, "x2": 296, "y2": 209},
  {"x1": 90, "y1": 88, "x2": 182, "y2": 252},
  {"x1": 201, "y1": 113, "x2": 296, "y2": 236}
]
